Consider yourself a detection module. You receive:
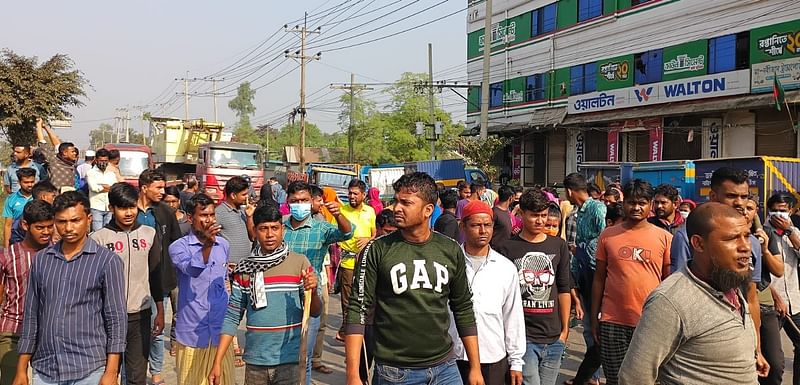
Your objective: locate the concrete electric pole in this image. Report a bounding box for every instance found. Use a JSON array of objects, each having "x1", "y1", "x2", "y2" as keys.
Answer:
[
  {"x1": 287, "y1": 13, "x2": 321, "y2": 172},
  {"x1": 479, "y1": 0, "x2": 492, "y2": 139},
  {"x1": 331, "y1": 74, "x2": 372, "y2": 163},
  {"x1": 428, "y1": 43, "x2": 436, "y2": 160}
]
